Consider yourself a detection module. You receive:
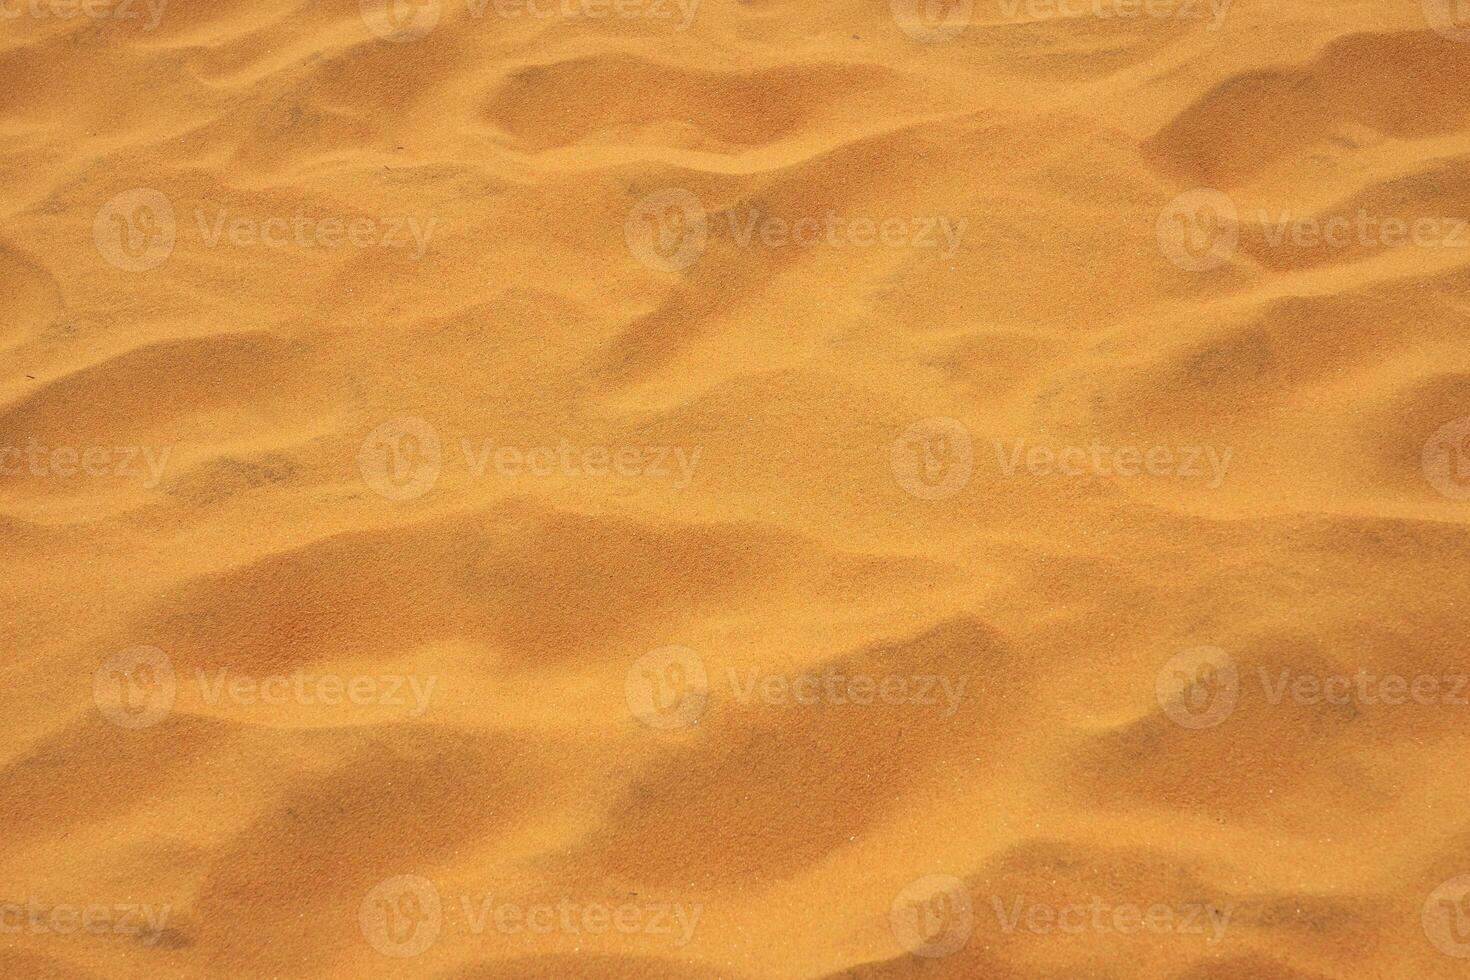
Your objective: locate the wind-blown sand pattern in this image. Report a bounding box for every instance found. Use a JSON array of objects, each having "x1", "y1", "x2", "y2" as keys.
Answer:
[{"x1": 4, "y1": 0, "x2": 1470, "y2": 976}]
